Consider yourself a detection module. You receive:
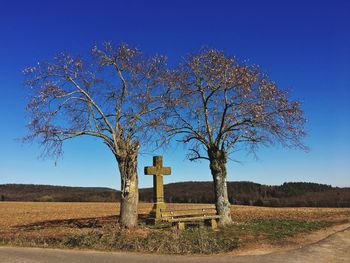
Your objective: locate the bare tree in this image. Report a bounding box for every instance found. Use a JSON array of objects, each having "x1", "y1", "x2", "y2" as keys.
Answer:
[
  {"x1": 165, "y1": 49, "x2": 307, "y2": 225},
  {"x1": 24, "y1": 42, "x2": 167, "y2": 228}
]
